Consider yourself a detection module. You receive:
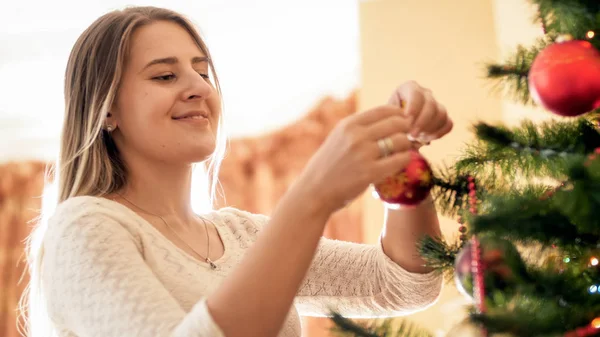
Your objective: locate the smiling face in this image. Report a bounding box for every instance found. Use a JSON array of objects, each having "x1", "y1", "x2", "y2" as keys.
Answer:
[{"x1": 108, "y1": 20, "x2": 221, "y2": 166}]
